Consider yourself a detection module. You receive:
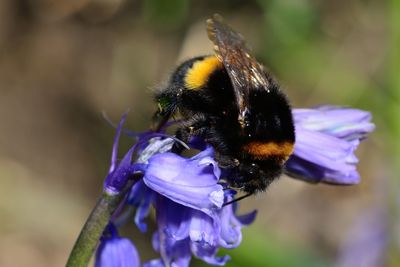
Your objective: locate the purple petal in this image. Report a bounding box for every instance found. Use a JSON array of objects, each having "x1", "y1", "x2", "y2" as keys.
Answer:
[
  {"x1": 158, "y1": 237, "x2": 192, "y2": 267},
  {"x1": 189, "y1": 211, "x2": 230, "y2": 266},
  {"x1": 216, "y1": 192, "x2": 256, "y2": 249},
  {"x1": 109, "y1": 112, "x2": 129, "y2": 174},
  {"x1": 236, "y1": 210, "x2": 258, "y2": 225},
  {"x1": 104, "y1": 145, "x2": 136, "y2": 195},
  {"x1": 155, "y1": 196, "x2": 191, "y2": 242},
  {"x1": 295, "y1": 127, "x2": 358, "y2": 168},
  {"x1": 168, "y1": 246, "x2": 192, "y2": 267},
  {"x1": 143, "y1": 259, "x2": 165, "y2": 267},
  {"x1": 293, "y1": 107, "x2": 375, "y2": 140},
  {"x1": 95, "y1": 236, "x2": 140, "y2": 267},
  {"x1": 152, "y1": 231, "x2": 160, "y2": 253},
  {"x1": 104, "y1": 113, "x2": 141, "y2": 195},
  {"x1": 128, "y1": 180, "x2": 154, "y2": 232},
  {"x1": 292, "y1": 107, "x2": 374, "y2": 180},
  {"x1": 218, "y1": 205, "x2": 242, "y2": 249},
  {"x1": 192, "y1": 146, "x2": 221, "y2": 179},
  {"x1": 154, "y1": 196, "x2": 193, "y2": 267},
  {"x1": 189, "y1": 211, "x2": 218, "y2": 246},
  {"x1": 143, "y1": 151, "x2": 224, "y2": 214},
  {"x1": 286, "y1": 155, "x2": 359, "y2": 184},
  {"x1": 134, "y1": 194, "x2": 153, "y2": 233},
  {"x1": 190, "y1": 241, "x2": 230, "y2": 266},
  {"x1": 285, "y1": 155, "x2": 325, "y2": 183}
]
